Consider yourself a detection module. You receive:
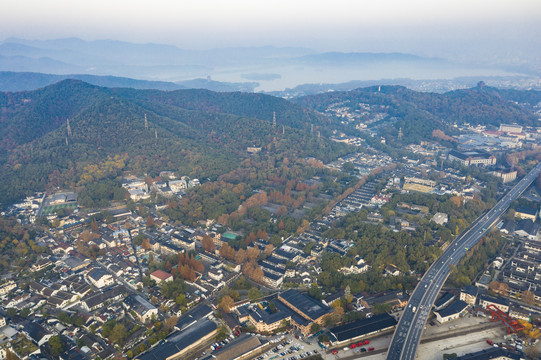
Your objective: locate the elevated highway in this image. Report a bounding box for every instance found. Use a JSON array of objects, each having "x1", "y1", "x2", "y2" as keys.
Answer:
[{"x1": 387, "y1": 162, "x2": 541, "y2": 359}]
